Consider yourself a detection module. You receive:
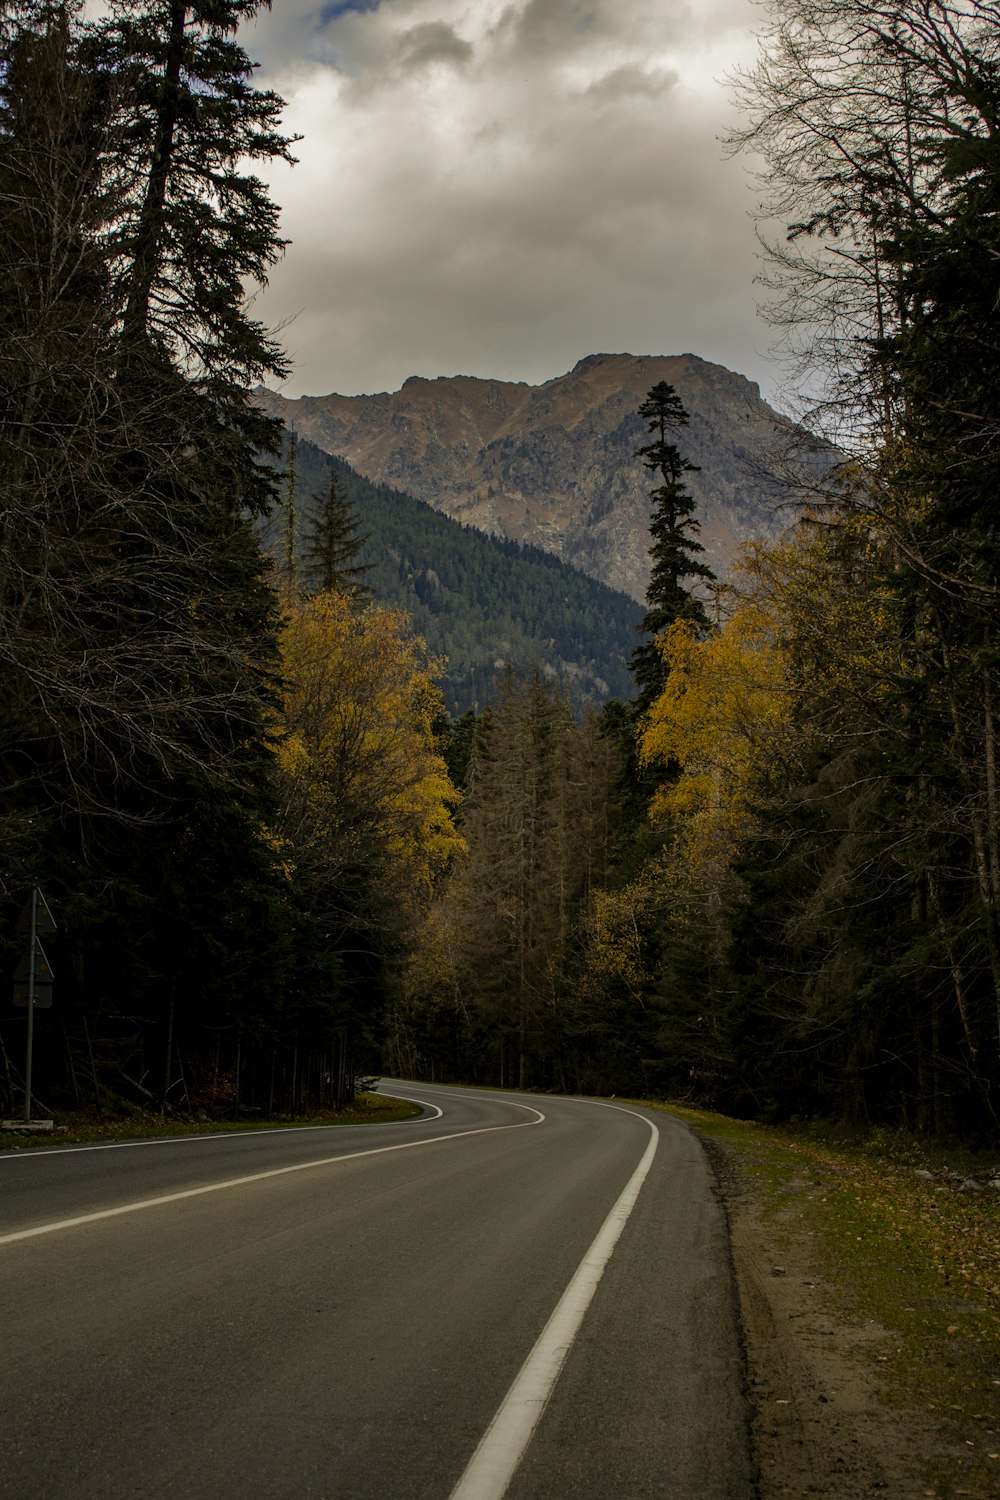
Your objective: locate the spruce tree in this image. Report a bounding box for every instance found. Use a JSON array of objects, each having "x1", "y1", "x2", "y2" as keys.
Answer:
[
  {"x1": 95, "y1": 0, "x2": 297, "y2": 516},
  {"x1": 0, "y1": 0, "x2": 296, "y2": 1109},
  {"x1": 629, "y1": 381, "x2": 715, "y2": 713},
  {"x1": 301, "y1": 467, "x2": 373, "y2": 597}
]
